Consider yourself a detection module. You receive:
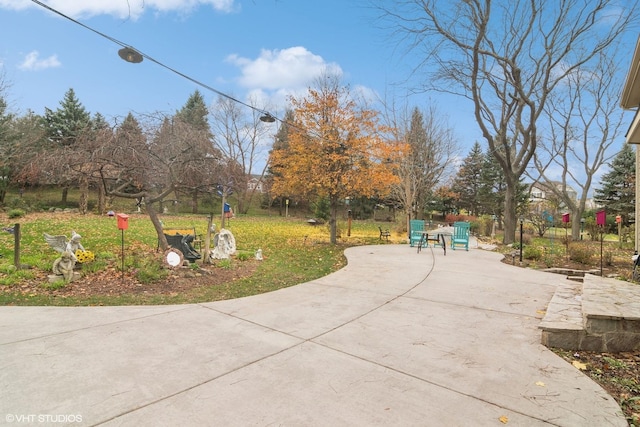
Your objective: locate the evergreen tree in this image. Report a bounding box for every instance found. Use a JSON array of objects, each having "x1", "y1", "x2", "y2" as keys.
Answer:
[
  {"x1": 477, "y1": 148, "x2": 506, "y2": 218},
  {"x1": 594, "y1": 143, "x2": 636, "y2": 224},
  {"x1": 175, "y1": 90, "x2": 209, "y2": 131},
  {"x1": 43, "y1": 88, "x2": 91, "y2": 147},
  {"x1": 452, "y1": 141, "x2": 484, "y2": 215}
]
